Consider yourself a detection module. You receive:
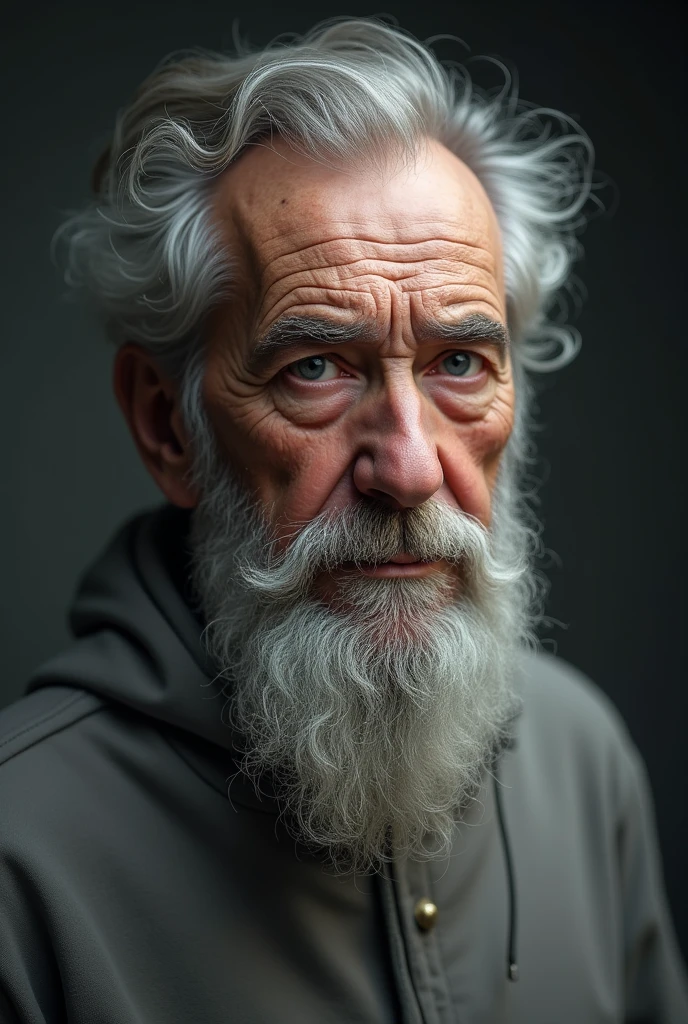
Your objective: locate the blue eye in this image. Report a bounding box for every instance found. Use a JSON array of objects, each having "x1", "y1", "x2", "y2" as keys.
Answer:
[
  {"x1": 440, "y1": 351, "x2": 482, "y2": 376},
  {"x1": 289, "y1": 355, "x2": 340, "y2": 381},
  {"x1": 293, "y1": 356, "x2": 327, "y2": 380}
]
